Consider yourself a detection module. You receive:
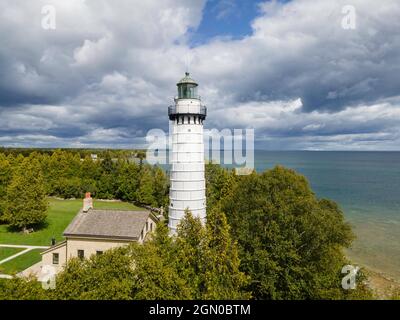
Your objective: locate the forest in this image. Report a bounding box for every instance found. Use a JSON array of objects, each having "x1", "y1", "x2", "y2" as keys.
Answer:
[
  {"x1": 0, "y1": 149, "x2": 380, "y2": 299},
  {"x1": 0, "y1": 149, "x2": 166, "y2": 229}
]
